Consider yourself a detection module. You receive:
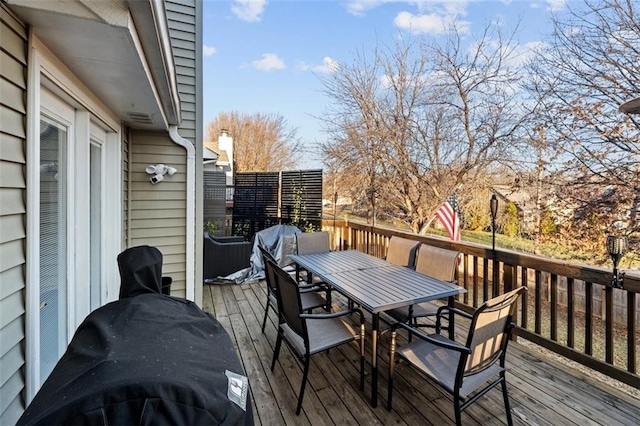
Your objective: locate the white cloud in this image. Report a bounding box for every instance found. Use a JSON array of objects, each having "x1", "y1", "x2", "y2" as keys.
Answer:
[
  {"x1": 546, "y1": 0, "x2": 567, "y2": 12},
  {"x1": 203, "y1": 44, "x2": 216, "y2": 57},
  {"x1": 344, "y1": 0, "x2": 388, "y2": 16},
  {"x1": 345, "y1": 0, "x2": 475, "y2": 17},
  {"x1": 514, "y1": 41, "x2": 549, "y2": 66},
  {"x1": 394, "y1": 11, "x2": 470, "y2": 35},
  {"x1": 251, "y1": 53, "x2": 286, "y2": 71},
  {"x1": 297, "y1": 57, "x2": 339, "y2": 74},
  {"x1": 231, "y1": 0, "x2": 267, "y2": 23}
]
